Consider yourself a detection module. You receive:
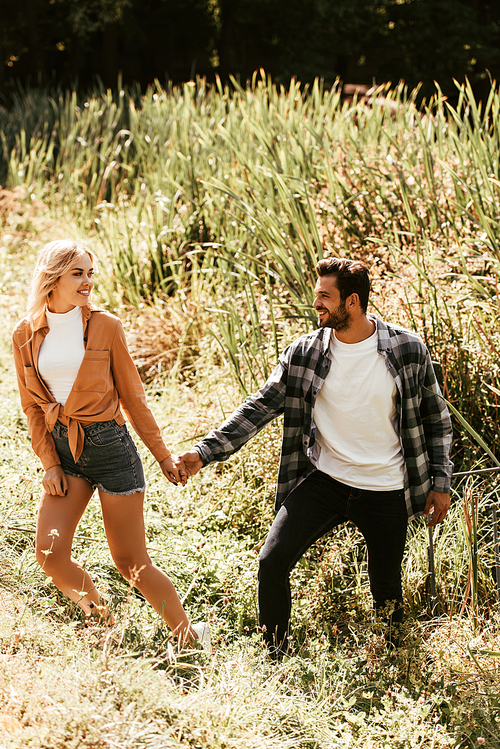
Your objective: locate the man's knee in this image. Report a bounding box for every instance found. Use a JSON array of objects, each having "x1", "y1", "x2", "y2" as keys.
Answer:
[
  {"x1": 258, "y1": 544, "x2": 285, "y2": 583},
  {"x1": 368, "y1": 565, "x2": 403, "y2": 604}
]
